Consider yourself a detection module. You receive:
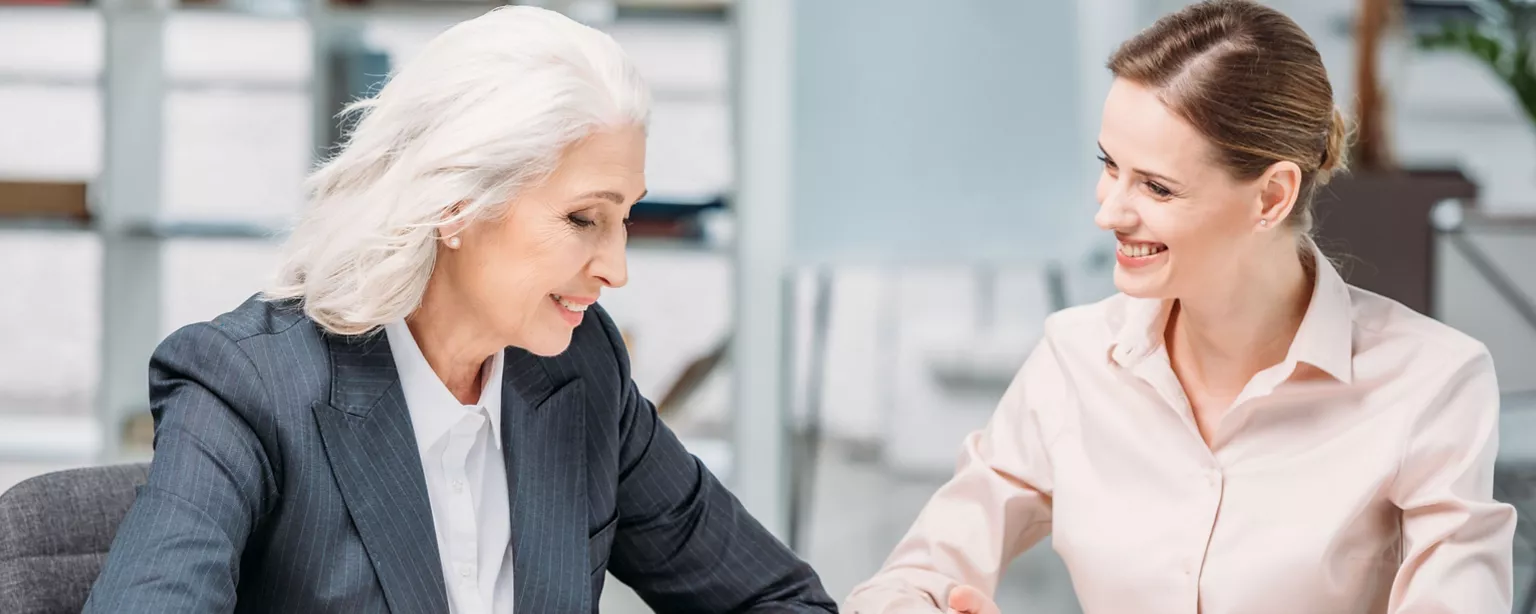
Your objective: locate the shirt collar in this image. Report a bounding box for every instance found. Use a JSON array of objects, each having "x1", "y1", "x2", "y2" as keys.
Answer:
[
  {"x1": 384, "y1": 320, "x2": 506, "y2": 451},
  {"x1": 1107, "y1": 242, "x2": 1354, "y2": 383},
  {"x1": 1288, "y1": 243, "x2": 1355, "y2": 383},
  {"x1": 1105, "y1": 294, "x2": 1172, "y2": 369}
]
